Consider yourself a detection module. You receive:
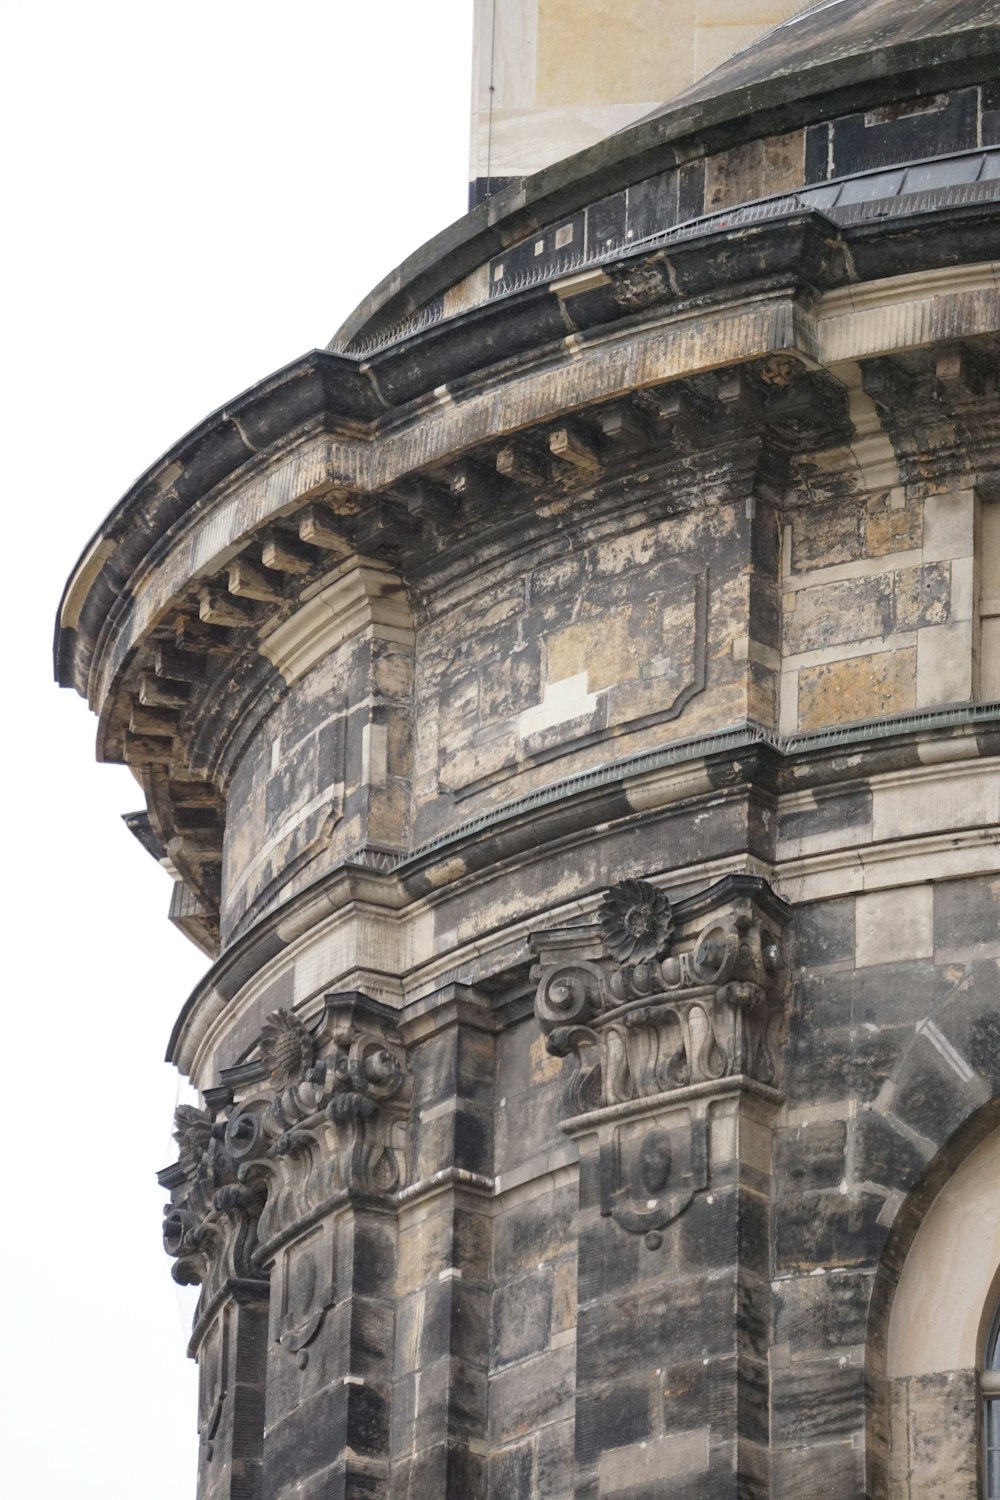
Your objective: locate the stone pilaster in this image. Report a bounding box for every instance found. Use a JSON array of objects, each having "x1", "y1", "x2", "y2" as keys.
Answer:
[
  {"x1": 391, "y1": 990, "x2": 496, "y2": 1498},
  {"x1": 531, "y1": 874, "x2": 790, "y2": 1499},
  {"x1": 162, "y1": 992, "x2": 412, "y2": 1500},
  {"x1": 160, "y1": 1113, "x2": 270, "y2": 1500},
  {"x1": 258, "y1": 1198, "x2": 398, "y2": 1500},
  {"x1": 188, "y1": 1281, "x2": 269, "y2": 1500}
]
